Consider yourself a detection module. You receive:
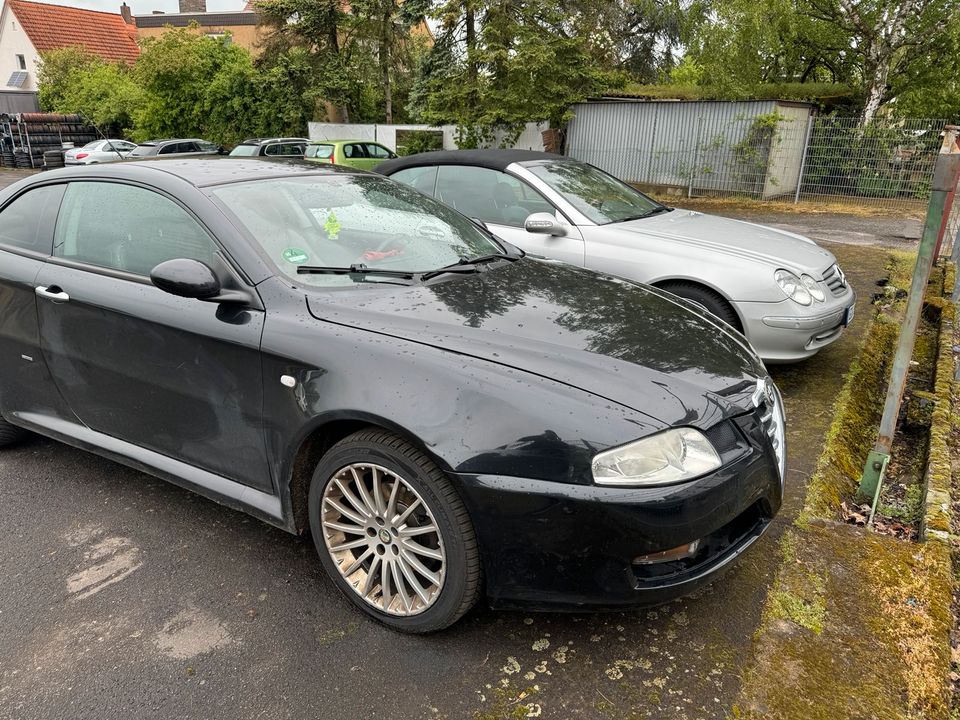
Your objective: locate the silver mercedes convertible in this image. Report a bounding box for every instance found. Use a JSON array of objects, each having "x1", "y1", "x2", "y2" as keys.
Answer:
[{"x1": 376, "y1": 150, "x2": 856, "y2": 363}]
